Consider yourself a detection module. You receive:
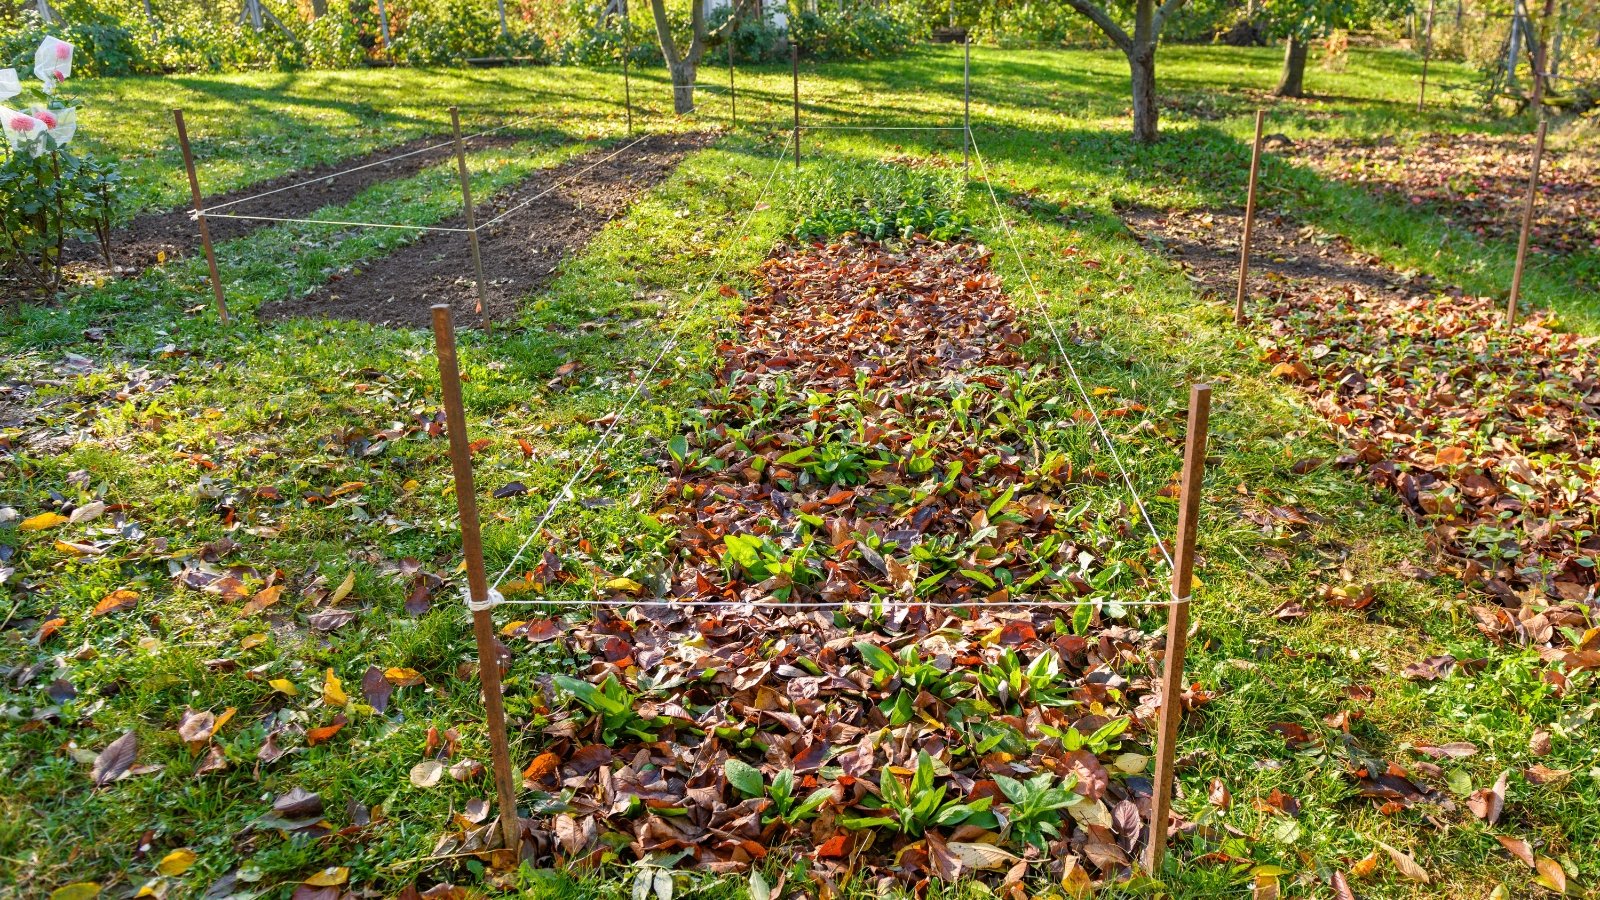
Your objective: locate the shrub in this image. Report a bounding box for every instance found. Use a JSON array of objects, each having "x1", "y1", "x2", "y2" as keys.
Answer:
[{"x1": 790, "y1": 5, "x2": 914, "y2": 60}]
